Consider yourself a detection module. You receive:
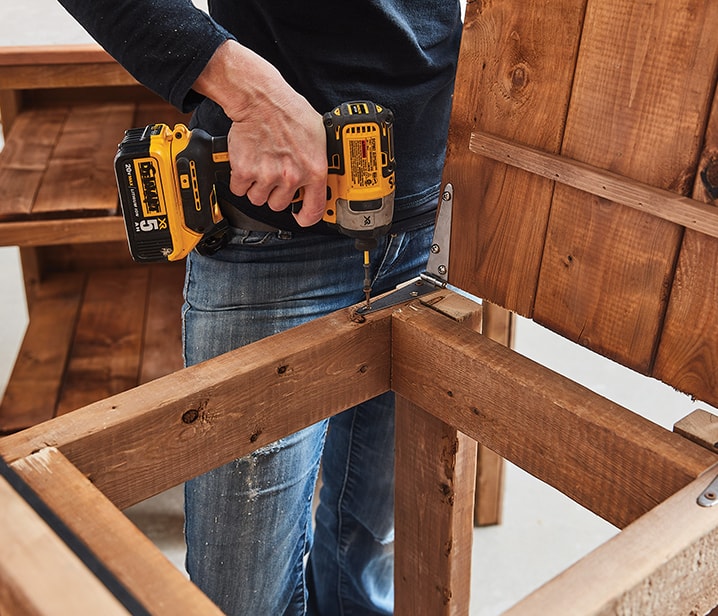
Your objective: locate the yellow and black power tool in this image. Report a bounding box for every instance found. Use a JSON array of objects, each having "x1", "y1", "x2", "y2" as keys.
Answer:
[{"x1": 114, "y1": 101, "x2": 395, "y2": 278}]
